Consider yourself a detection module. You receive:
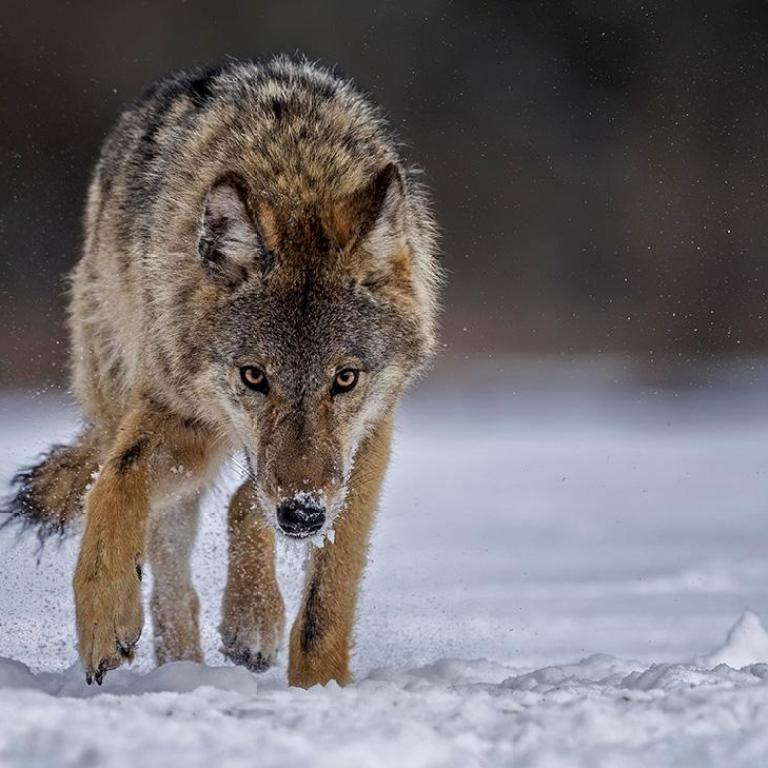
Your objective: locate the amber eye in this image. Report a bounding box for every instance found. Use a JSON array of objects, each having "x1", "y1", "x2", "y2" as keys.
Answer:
[
  {"x1": 332, "y1": 368, "x2": 359, "y2": 396},
  {"x1": 240, "y1": 366, "x2": 269, "y2": 395}
]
